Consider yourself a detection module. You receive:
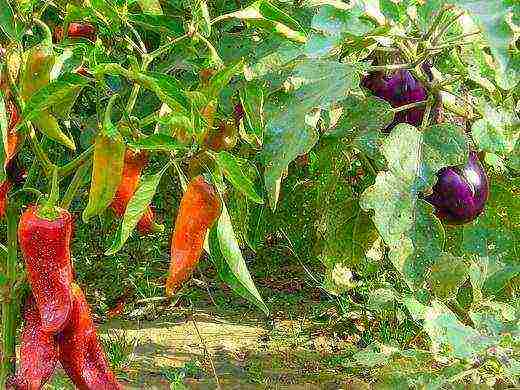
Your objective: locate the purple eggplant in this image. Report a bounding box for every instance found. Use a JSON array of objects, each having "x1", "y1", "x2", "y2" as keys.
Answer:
[
  {"x1": 363, "y1": 70, "x2": 427, "y2": 130},
  {"x1": 425, "y1": 152, "x2": 489, "y2": 224}
]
